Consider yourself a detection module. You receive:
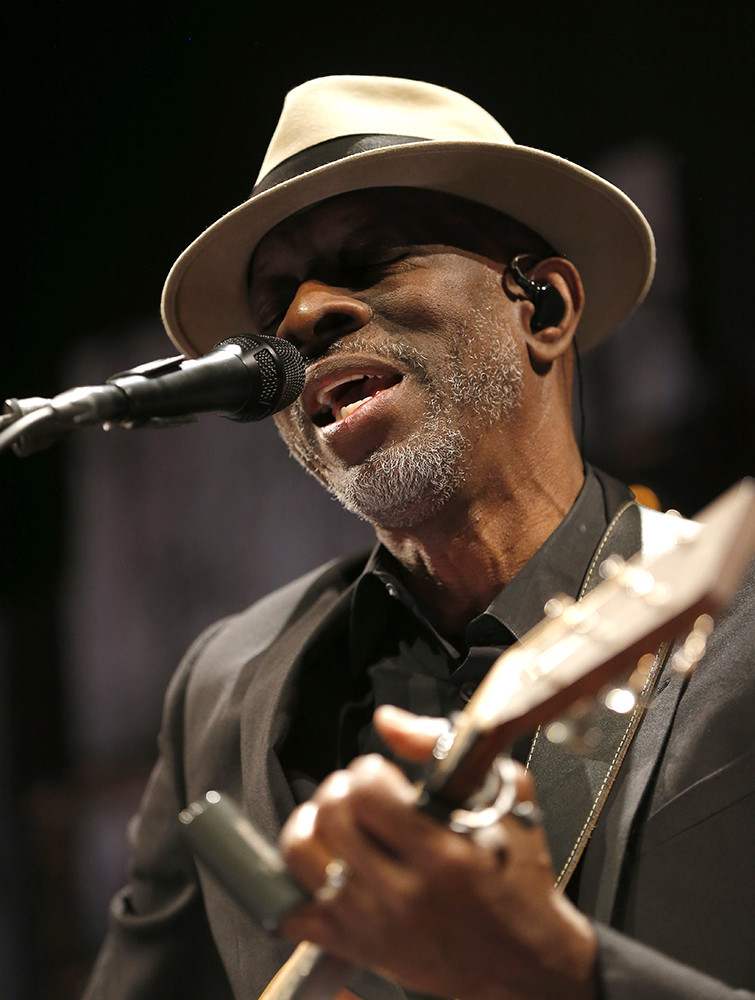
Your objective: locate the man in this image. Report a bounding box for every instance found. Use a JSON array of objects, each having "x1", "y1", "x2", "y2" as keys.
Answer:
[{"x1": 85, "y1": 76, "x2": 754, "y2": 999}]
